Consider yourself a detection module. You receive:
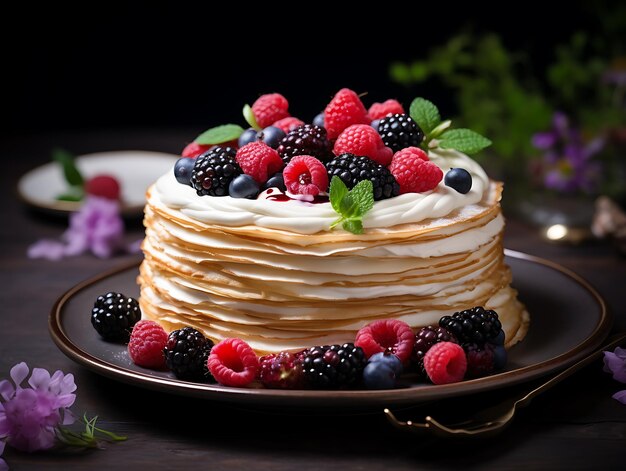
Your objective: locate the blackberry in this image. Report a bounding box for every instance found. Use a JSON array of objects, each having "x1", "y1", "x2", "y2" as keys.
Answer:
[
  {"x1": 277, "y1": 124, "x2": 331, "y2": 164},
  {"x1": 163, "y1": 326, "x2": 215, "y2": 381},
  {"x1": 378, "y1": 114, "x2": 424, "y2": 153},
  {"x1": 412, "y1": 326, "x2": 458, "y2": 375},
  {"x1": 190, "y1": 146, "x2": 242, "y2": 196},
  {"x1": 301, "y1": 343, "x2": 366, "y2": 389},
  {"x1": 325, "y1": 153, "x2": 400, "y2": 201},
  {"x1": 91, "y1": 292, "x2": 141, "y2": 342},
  {"x1": 439, "y1": 306, "x2": 502, "y2": 346}
]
